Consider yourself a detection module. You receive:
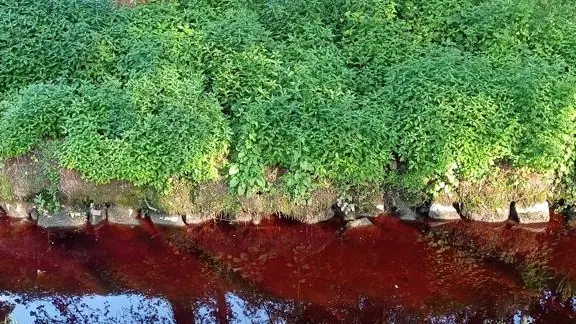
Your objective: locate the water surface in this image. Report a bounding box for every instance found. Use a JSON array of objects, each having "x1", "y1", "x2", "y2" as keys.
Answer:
[{"x1": 0, "y1": 215, "x2": 574, "y2": 323}]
